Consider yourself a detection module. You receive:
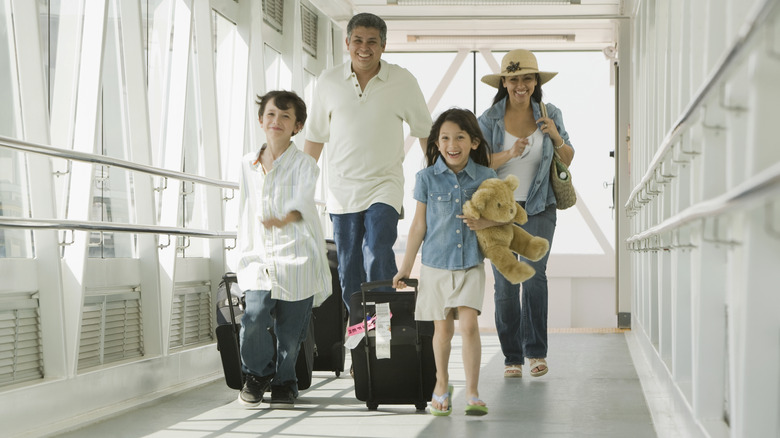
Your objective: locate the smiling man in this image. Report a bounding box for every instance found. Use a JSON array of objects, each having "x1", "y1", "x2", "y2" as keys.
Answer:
[{"x1": 305, "y1": 13, "x2": 432, "y2": 311}]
